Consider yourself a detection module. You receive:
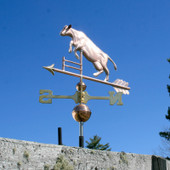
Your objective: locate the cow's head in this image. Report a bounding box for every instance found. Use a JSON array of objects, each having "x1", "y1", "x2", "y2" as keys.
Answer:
[{"x1": 60, "y1": 25, "x2": 72, "y2": 36}]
